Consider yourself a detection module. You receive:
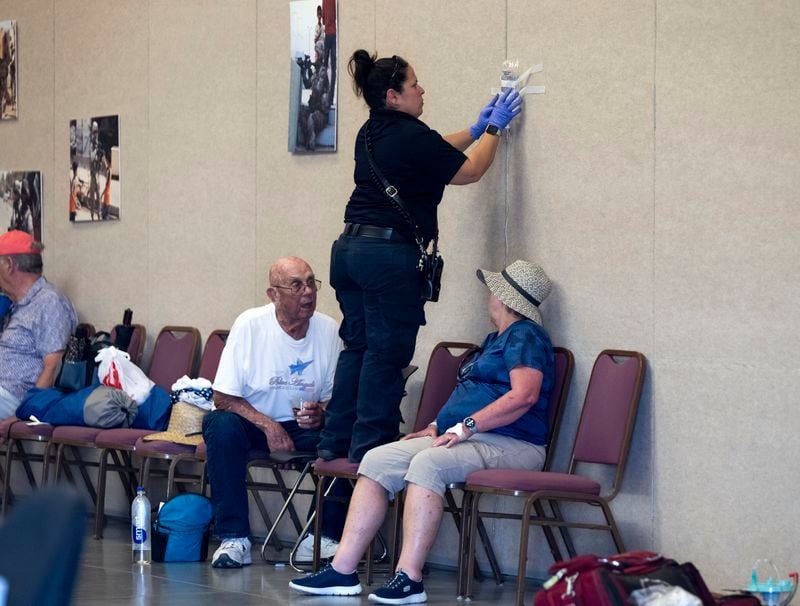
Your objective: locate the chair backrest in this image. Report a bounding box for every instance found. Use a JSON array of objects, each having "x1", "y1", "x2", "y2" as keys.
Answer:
[
  {"x1": 543, "y1": 346, "x2": 575, "y2": 471},
  {"x1": 75, "y1": 322, "x2": 96, "y2": 337},
  {"x1": 127, "y1": 324, "x2": 146, "y2": 366},
  {"x1": 197, "y1": 330, "x2": 229, "y2": 381},
  {"x1": 412, "y1": 342, "x2": 478, "y2": 432},
  {"x1": 110, "y1": 324, "x2": 146, "y2": 366},
  {"x1": 147, "y1": 326, "x2": 201, "y2": 390},
  {"x1": 568, "y1": 349, "x2": 646, "y2": 498}
]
